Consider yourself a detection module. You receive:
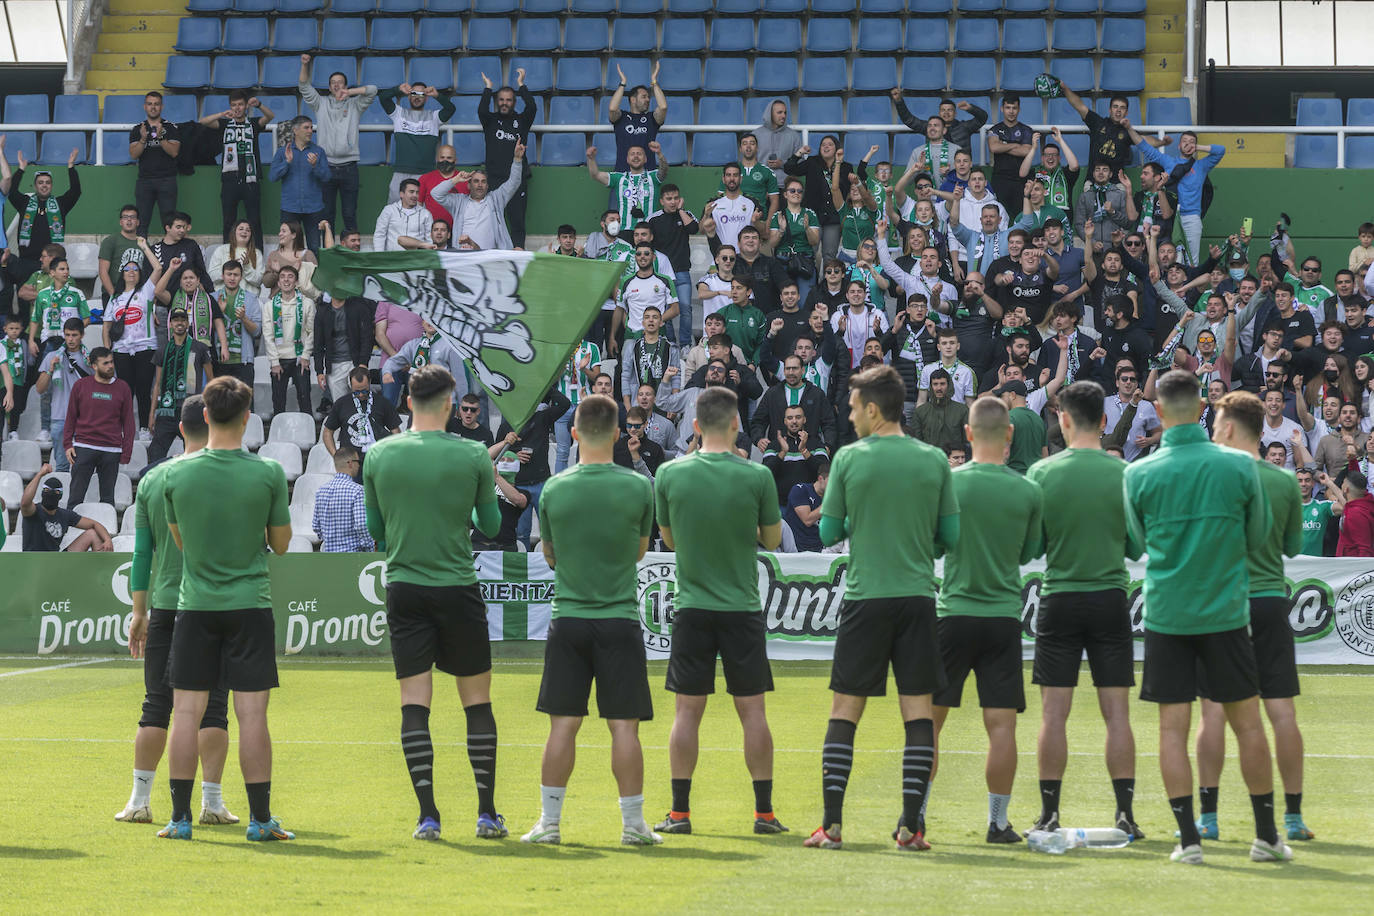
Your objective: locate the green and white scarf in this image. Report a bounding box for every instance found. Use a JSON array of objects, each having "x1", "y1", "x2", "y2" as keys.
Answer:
[
  {"x1": 20, "y1": 194, "x2": 62, "y2": 247},
  {"x1": 156, "y1": 338, "x2": 190, "y2": 416},
  {"x1": 1138, "y1": 190, "x2": 1158, "y2": 231},
  {"x1": 924, "y1": 138, "x2": 951, "y2": 175},
  {"x1": 1149, "y1": 322, "x2": 1187, "y2": 371},
  {"x1": 412, "y1": 331, "x2": 439, "y2": 369},
  {"x1": 218, "y1": 286, "x2": 246, "y2": 362},
  {"x1": 1064, "y1": 331, "x2": 1081, "y2": 383},
  {"x1": 899, "y1": 324, "x2": 927, "y2": 376},
  {"x1": 173, "y1": 288, "x2": 215, "y2": 350},
  {"x1": 271, "y1": 291, "x2": 305, "y2": 358},
  {"x1": 1036, "y1": 167, "x2": 1070, "y2": 209},
  {"x1": 2, "y1": 338, "x2": 24, "y2": 385}
]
